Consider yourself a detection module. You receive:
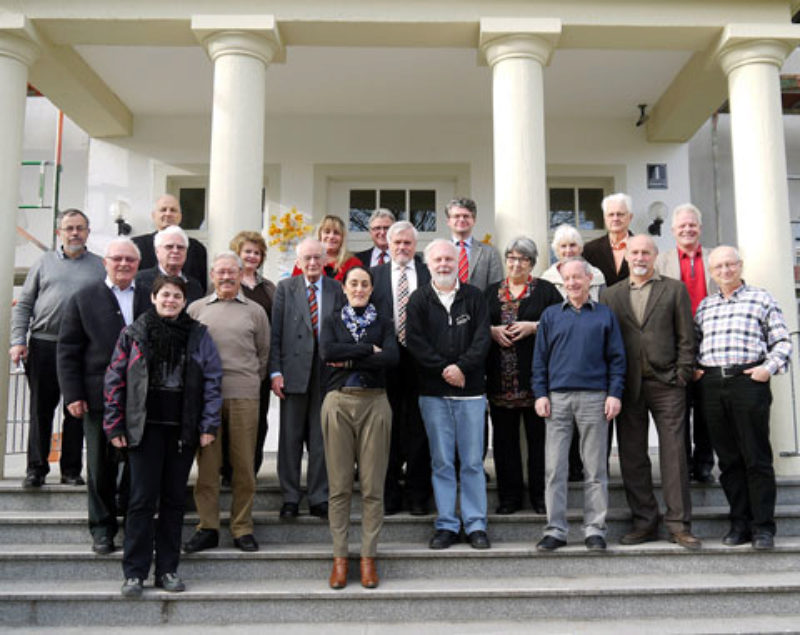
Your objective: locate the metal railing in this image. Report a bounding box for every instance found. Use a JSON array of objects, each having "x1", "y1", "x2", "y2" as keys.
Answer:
[
  {"x1": 780, "y1": 330, "x2": 800, "y2": 458},
  {"x1": 5, "y1": 366, "x2": 64, "y2": 455}
]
